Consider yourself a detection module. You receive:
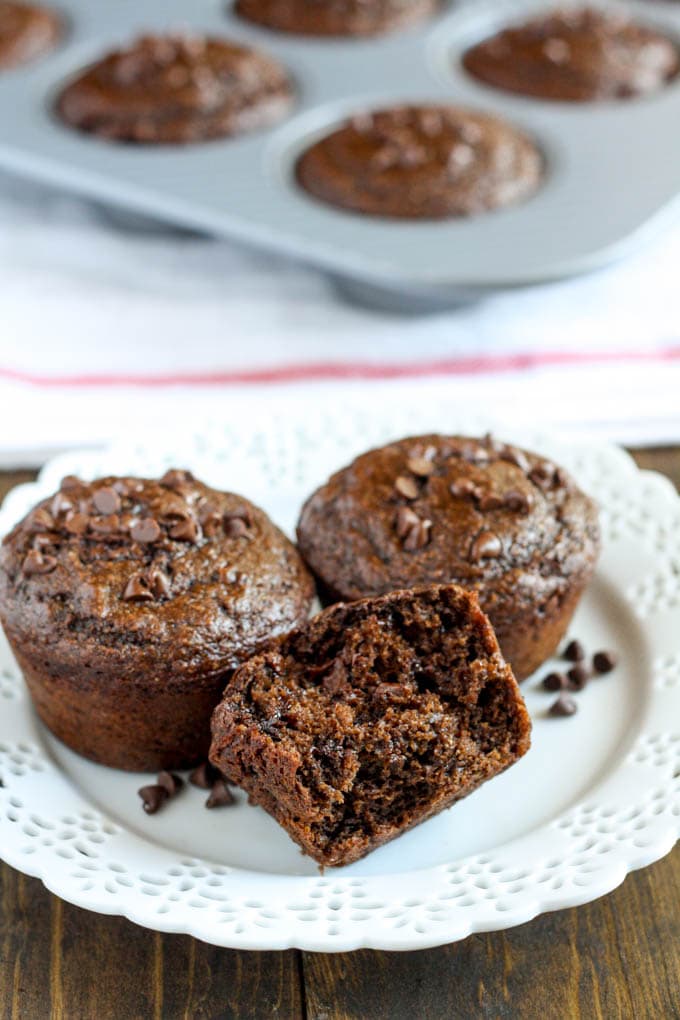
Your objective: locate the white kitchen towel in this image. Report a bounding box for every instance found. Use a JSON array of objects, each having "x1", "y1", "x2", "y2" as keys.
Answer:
[{"x1": 1, "y1": 171, "x2": 680, "y2": 466}]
